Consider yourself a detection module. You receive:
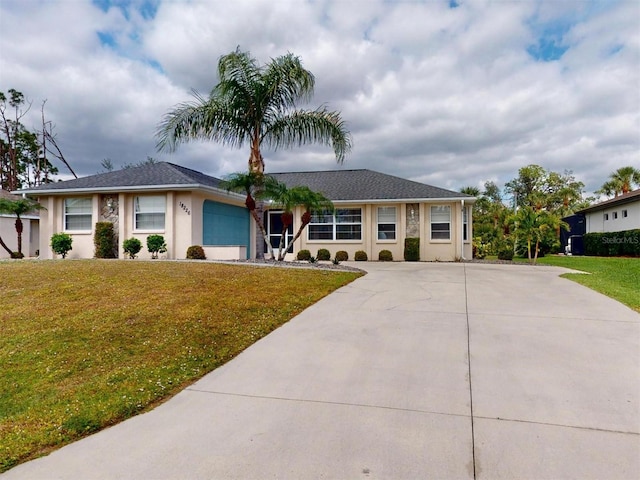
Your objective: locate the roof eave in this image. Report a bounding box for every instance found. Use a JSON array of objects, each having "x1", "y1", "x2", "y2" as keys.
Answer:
[
  {"x1": 328, "y1": 197, "x2": 476, "y2": 204},
  {"x1": 14, "y1": 184, "x2": 245, "y2": 200}
]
